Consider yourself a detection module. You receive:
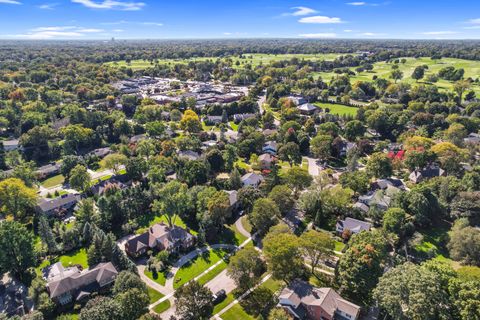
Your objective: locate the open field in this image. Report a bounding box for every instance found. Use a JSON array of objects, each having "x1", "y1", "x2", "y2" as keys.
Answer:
[
  {"x1": 105, "y1": 53, "x2": 345, "y2": 70},
  {"x1": 313, "y1": 57, "x2": 480, "y2": 94},
  {"x1": 314, "y1": 102, "x2": 358, "y2": 117}
]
